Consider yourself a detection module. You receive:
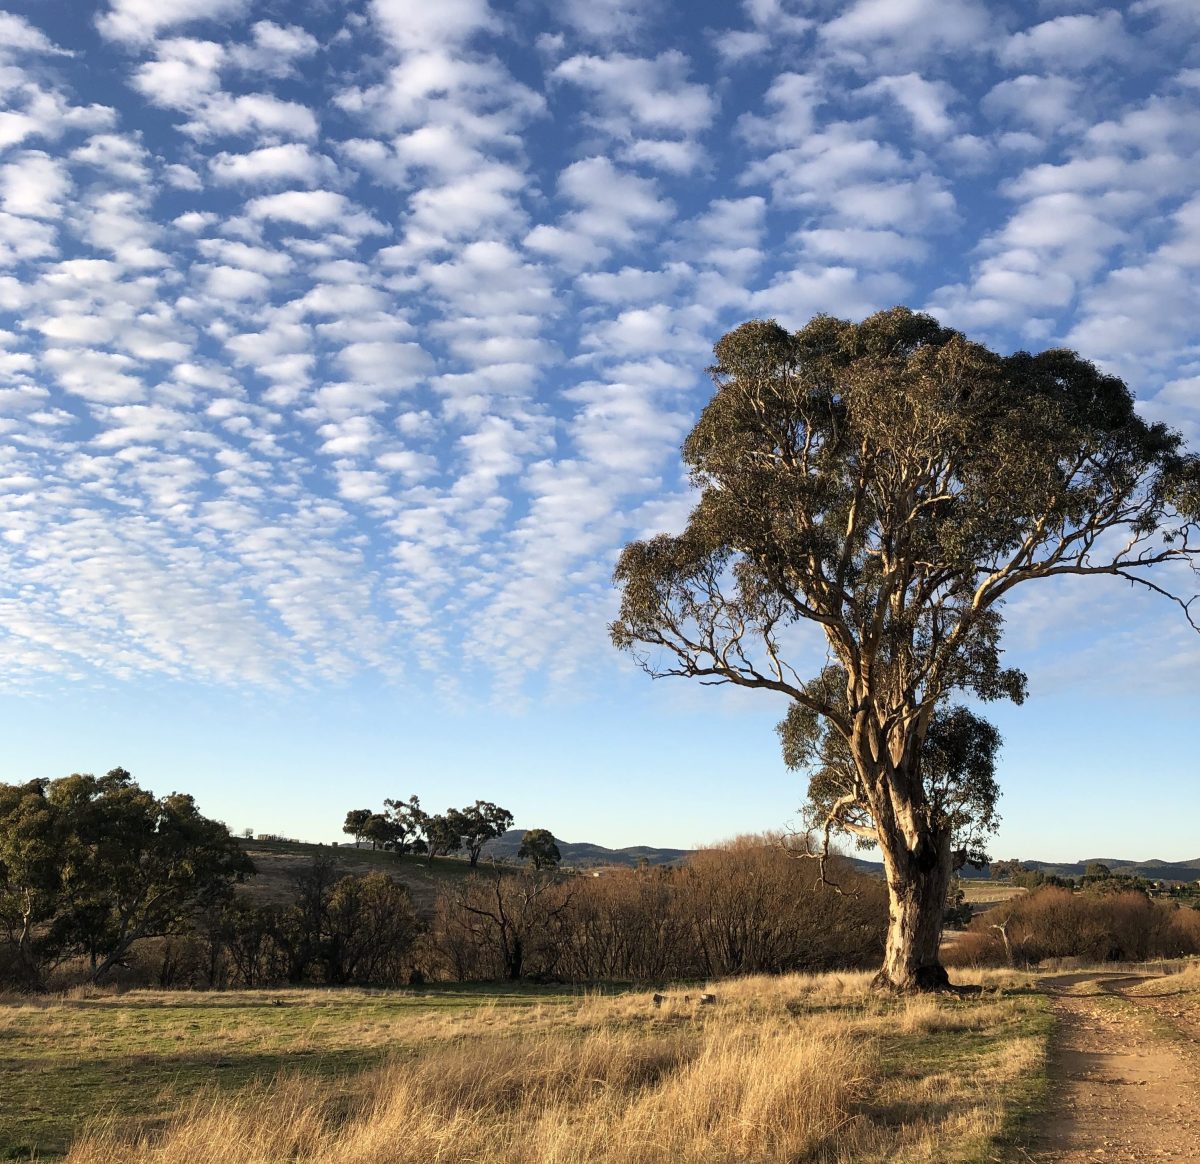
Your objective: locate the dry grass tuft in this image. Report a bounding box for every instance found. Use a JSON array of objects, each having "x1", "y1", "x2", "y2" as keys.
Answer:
[{"x1": 56, "y1": 973, "x2": 1048, "y2": 1164}]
